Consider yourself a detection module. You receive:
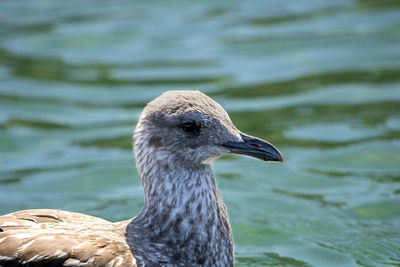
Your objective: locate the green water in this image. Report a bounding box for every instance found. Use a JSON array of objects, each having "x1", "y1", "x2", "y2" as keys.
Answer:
[{"x1": 1, "y1": 0, "x2": 400, "y2": 266}]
